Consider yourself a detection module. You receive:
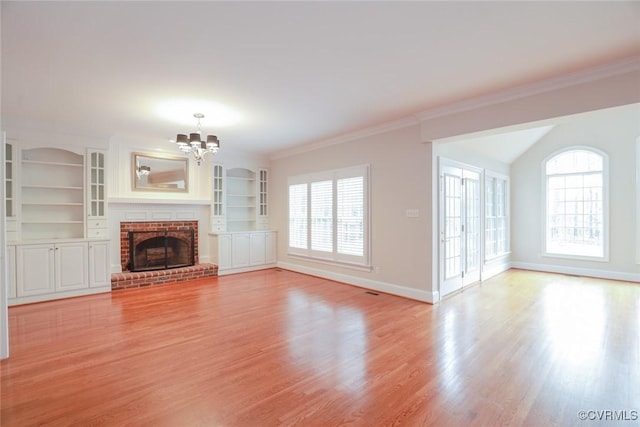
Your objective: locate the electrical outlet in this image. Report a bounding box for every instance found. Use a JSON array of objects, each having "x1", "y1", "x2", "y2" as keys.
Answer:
[{"x1": 406, "y1": 209, "x2": 419, "y2": 218}]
